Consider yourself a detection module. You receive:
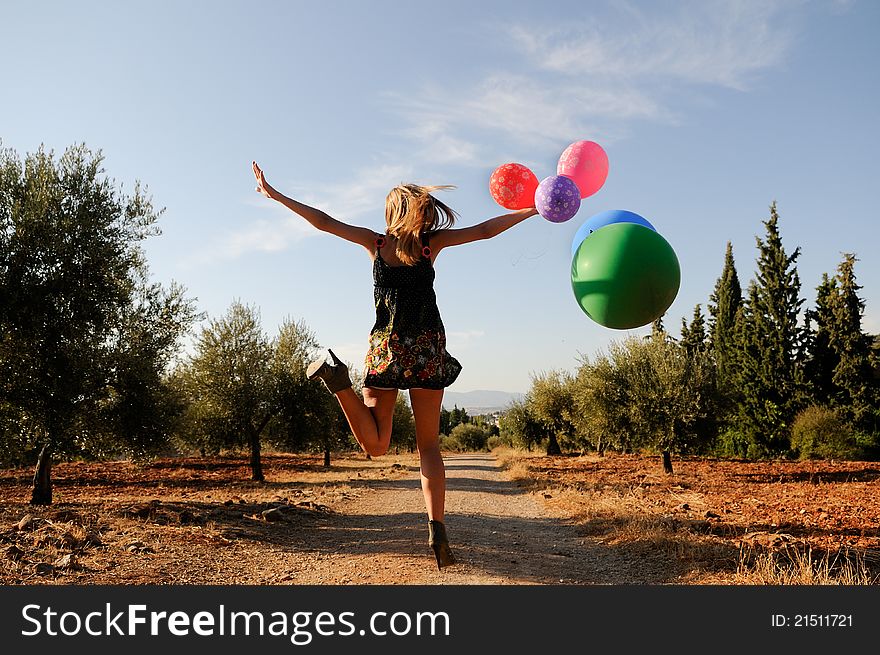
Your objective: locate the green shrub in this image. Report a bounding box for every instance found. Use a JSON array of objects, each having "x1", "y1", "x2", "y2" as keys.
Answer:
[
  {"x1": 450, "y1": 423, "x2": 489, "y2": 451},
  {"x1": 439, "y1": 434, "x2": 462, "y2": 452},
  {"x1": 790, "y1": 406, "x2": 859, "y2": 460},
  {"x1": 486, "y1": 435, "x2": 503, "y2": 451},
  {"x1": 854, "y1": 431, "x2": 880, "y2": 460},
  {"x1": 711, "y1": 427, "x2": 750, "y2": 458}
]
